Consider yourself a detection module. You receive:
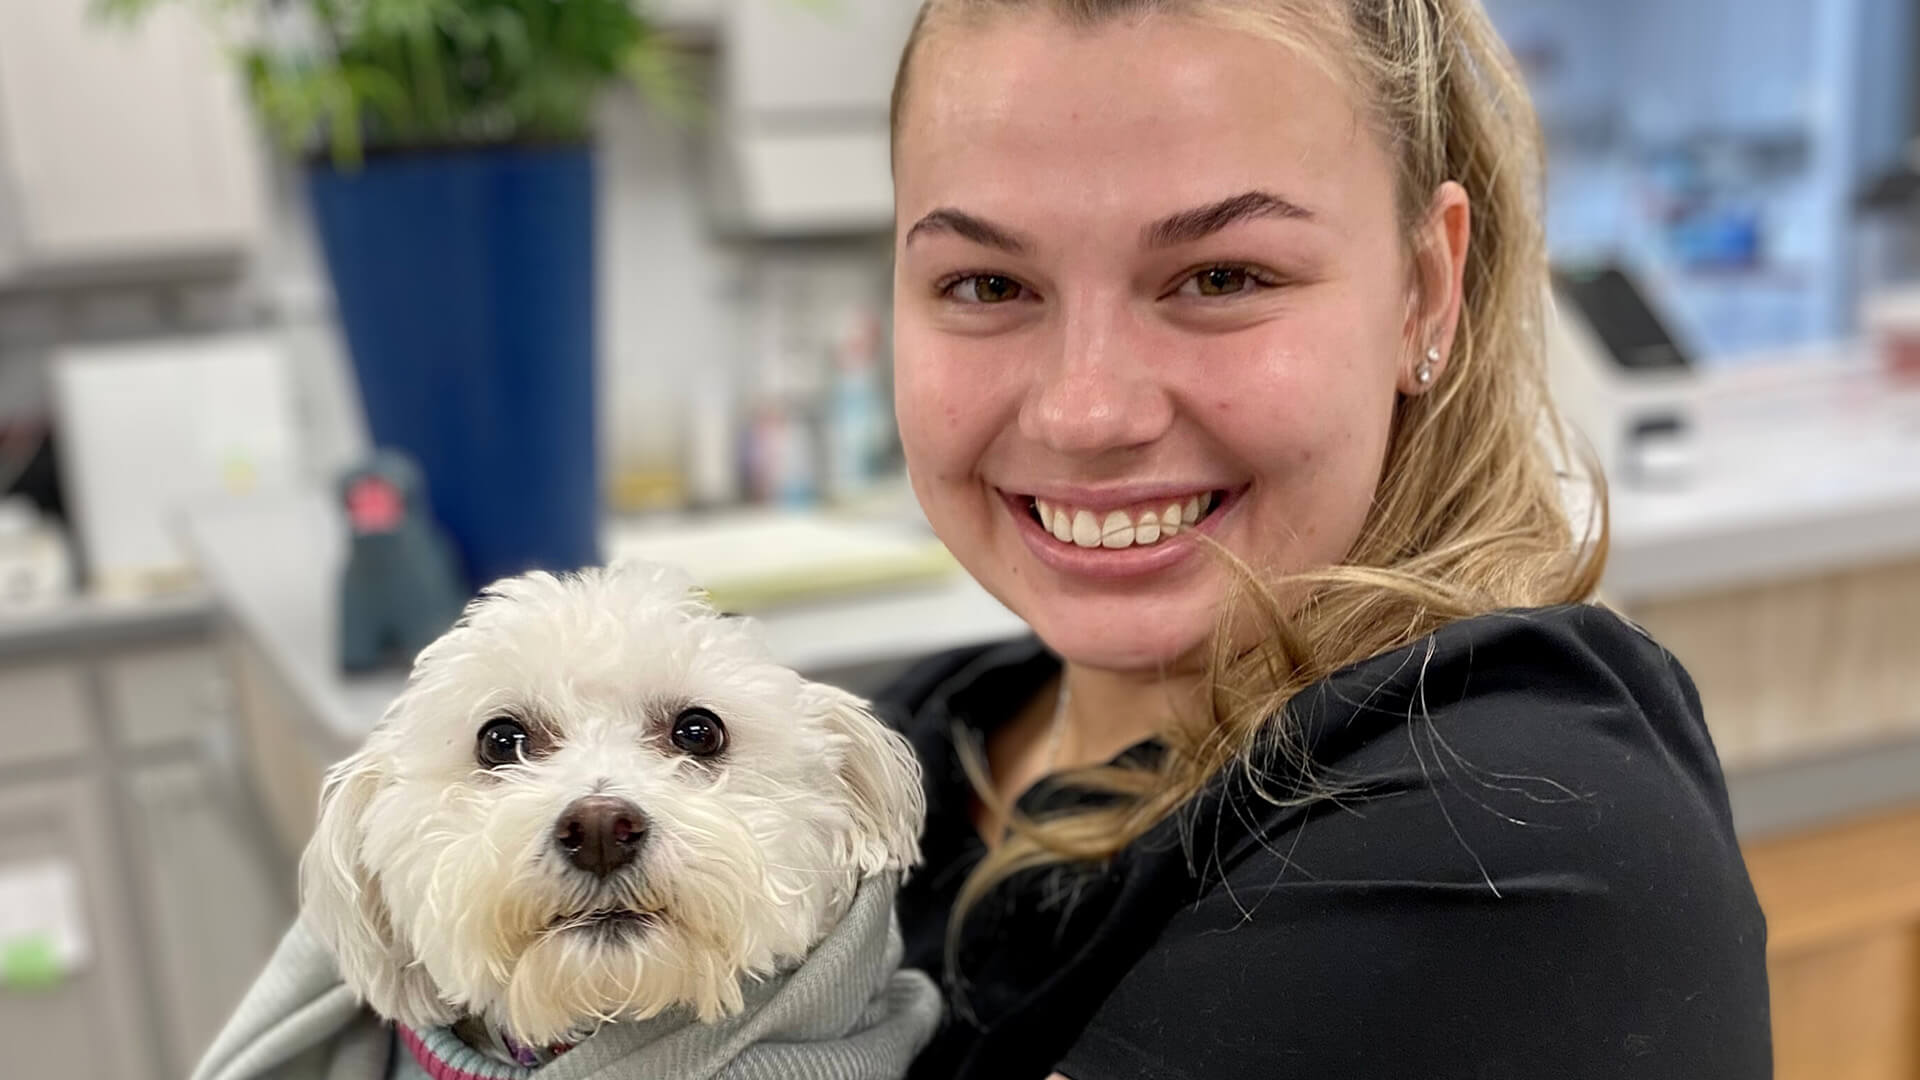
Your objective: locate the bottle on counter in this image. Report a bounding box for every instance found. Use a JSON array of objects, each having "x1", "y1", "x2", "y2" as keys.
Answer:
[
  {"x1": 825, "y1": 307, "x2": 889, "y2": 504},
  {"x1": 744, "y1": 395, "x2": 820, "y2": 508}
]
